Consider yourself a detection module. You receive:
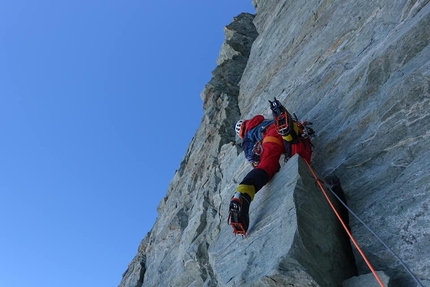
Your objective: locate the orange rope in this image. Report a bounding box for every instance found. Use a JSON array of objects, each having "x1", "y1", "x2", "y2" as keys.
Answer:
[{"x1": 304, "y1": 160, "x2": 385, "y2": 287}]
